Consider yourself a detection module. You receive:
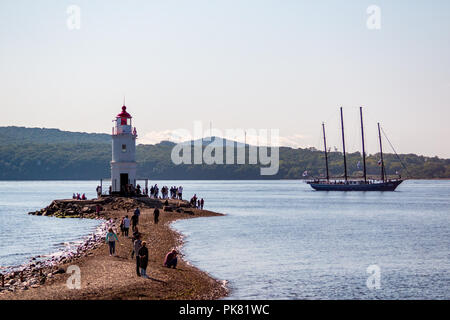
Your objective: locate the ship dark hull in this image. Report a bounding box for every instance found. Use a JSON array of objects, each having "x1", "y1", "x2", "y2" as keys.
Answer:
[{"x1": 307, "y1": 180, "x2": 403, "y2": 191}]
